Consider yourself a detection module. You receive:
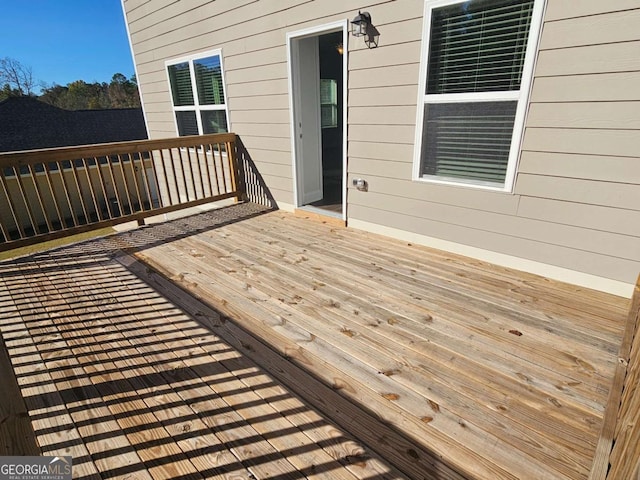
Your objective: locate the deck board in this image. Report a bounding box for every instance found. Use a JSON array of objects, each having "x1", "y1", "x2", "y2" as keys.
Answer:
[
  {"x1": 0, "y1": 202, "x2": 630, "y2": 480},
  {"x1": 0, "y1": 335, "x2": 41, "y2": 456},
  {"x1": 150, "y1": 233, "x2": 589, "y2": 477},
  {"x1": 127, "y1": 204, "x2": 627, "y2": 480},
  {"x1": 0, "y1": 215, "x2": 404, "y2": 480},
  {"x1": 215, "y1": 218, "x2": 618, "y2": 391}
]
